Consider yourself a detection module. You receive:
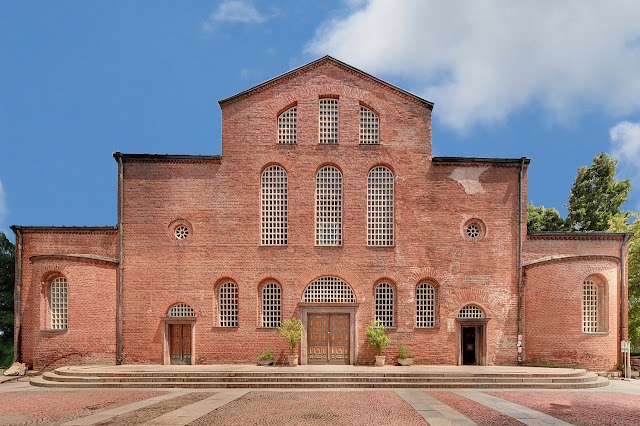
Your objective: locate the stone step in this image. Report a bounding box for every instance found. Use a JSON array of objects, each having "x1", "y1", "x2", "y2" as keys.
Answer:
[{"x1": 30, "y1": 375, "x2": 609, "y2": 389}]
